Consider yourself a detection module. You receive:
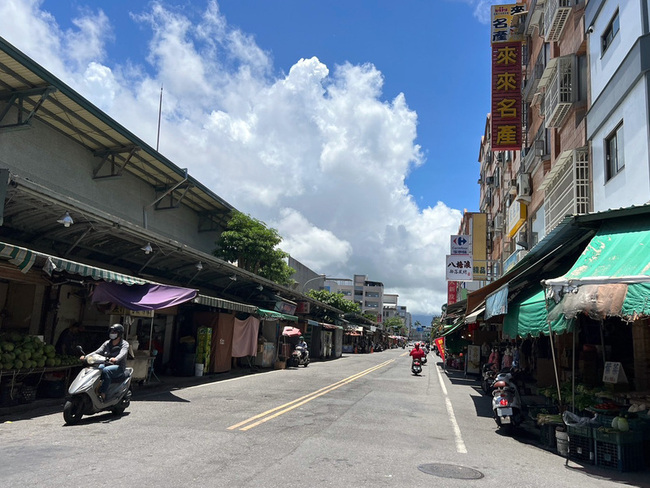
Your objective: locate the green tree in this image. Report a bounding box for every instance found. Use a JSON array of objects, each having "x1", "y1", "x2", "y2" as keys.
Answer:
[
  {"x1": 214, "y1": 211, "x2": 295, "y2": 285},
  {"x1": 384, "y1": 316, "x2": 405, "y2": 335},
  {"x1": 363, "y1": 312, "x2": 380, "y2": 323},
  {"x1": 307, "y1": 289, "x2": 360, "y2": 314}
]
